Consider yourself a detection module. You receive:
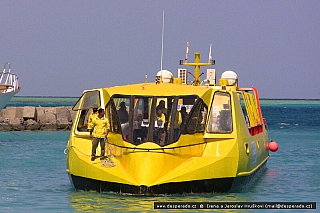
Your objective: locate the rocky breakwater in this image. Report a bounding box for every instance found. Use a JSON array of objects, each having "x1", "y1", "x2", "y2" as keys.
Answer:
[{"x1": 0, "y1": 106, "x2": 77, "y2": 131}]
